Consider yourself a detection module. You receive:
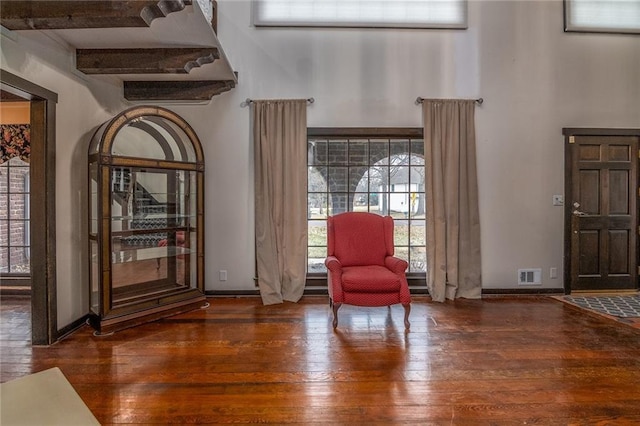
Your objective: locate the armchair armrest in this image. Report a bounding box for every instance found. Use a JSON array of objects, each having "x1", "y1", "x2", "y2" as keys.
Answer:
[
  {"x1": 325, "y1": 255, "x2": 344, "y2": 303},
  {"x1": 325, "y1": 256, "x2": 343, "y2": 272},
  {"x1": 385, "y1": 256, "x2": 408, "y2": 274}
]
